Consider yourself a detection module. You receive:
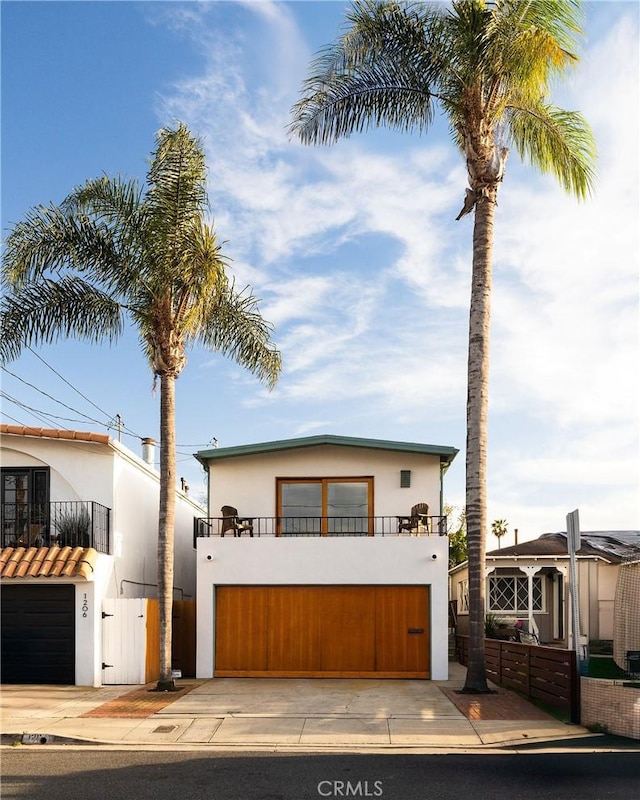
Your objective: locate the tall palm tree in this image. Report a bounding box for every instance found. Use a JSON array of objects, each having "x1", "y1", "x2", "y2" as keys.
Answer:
[
  {"x1": 1, "y1": 123, "x2": 282, "y2": 690},
  {"x1": 290, "y1": 0, "x2": 595, "y2": 691}
]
